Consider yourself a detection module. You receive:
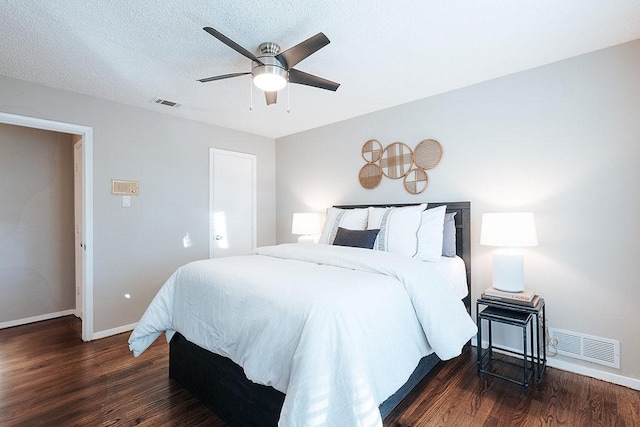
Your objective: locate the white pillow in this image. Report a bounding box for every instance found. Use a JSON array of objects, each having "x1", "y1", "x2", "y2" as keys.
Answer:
[
  {"x1": 318, "y1": 207, "x2": 368, "y2": 245},
  {"x1": 416, "y1": 205, "x2": 447, "y2": 262},
  {"x1": 367, "y1": 204, "x2": 426, "y2": 257}
]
